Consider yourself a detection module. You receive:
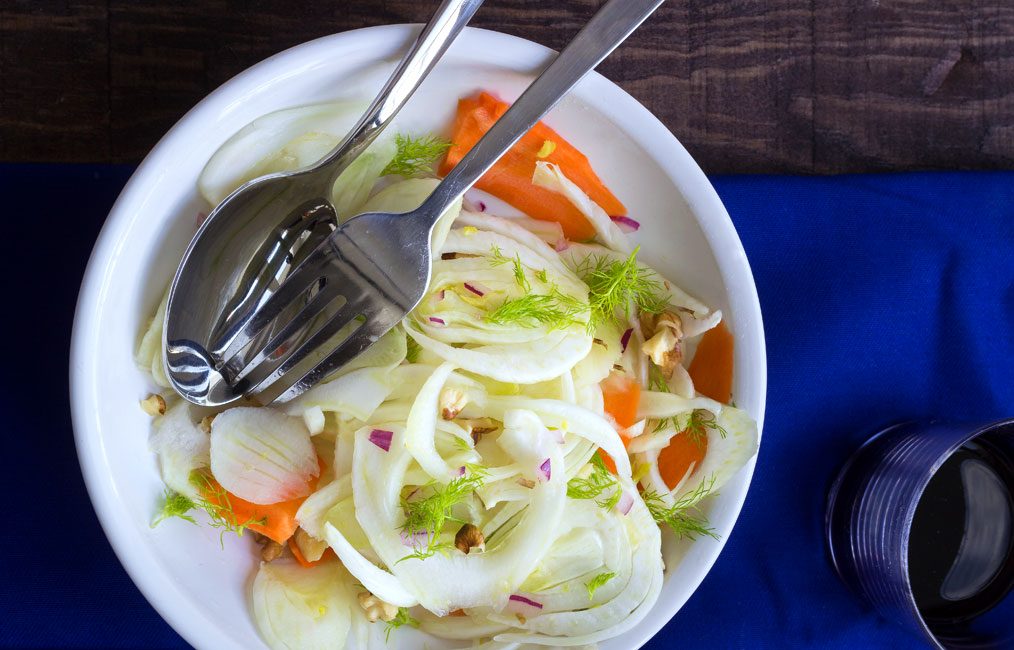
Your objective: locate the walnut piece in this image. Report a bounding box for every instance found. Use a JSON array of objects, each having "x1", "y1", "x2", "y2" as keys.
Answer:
[
  {"x1": 464, "y1": 417, "x2": 498, "y2": 443},
  {"x1": 358, "y1": 592, "x2": 400, "y2": 623},
  {"x1": 440, "y1": 387, "x2": 468, "y2": 420},
  {"x1": 140, "y1": 393, "x2": 166, "y2": 416},
  {"x1": 293, "y1": 527, "x2": 328, "y2": 562},
  {"x1": 199, "y1": 414, "x2": 216, "y2": 434},
  {"x1": 260, "y1": 540, "x2": 284, "y2": 562},
  {"x1": 640, "y1": 310, "x2": 684, "y2": 379},
  {"x1": 454, "y1": 523, "x2": 485, "y2": 554}
]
